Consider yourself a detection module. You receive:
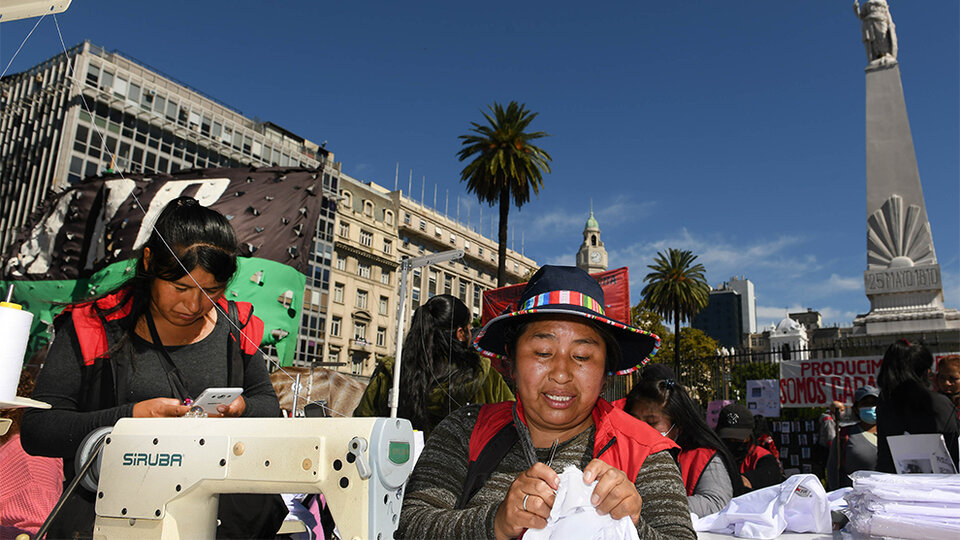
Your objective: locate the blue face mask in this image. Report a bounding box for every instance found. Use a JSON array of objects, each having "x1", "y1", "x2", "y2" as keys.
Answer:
[{"x1": 858, "y1": 406, "x2": 877, "y2": 425}]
